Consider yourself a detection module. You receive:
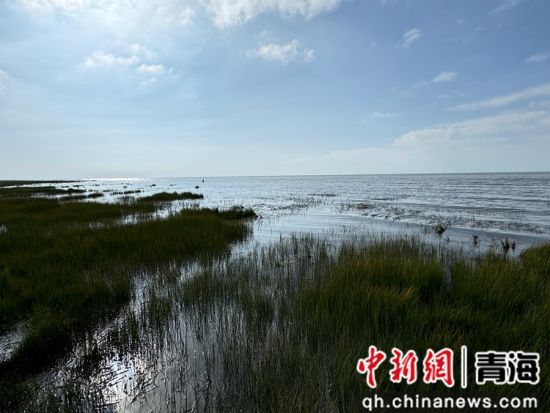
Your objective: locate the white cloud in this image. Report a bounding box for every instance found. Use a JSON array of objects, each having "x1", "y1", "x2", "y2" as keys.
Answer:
[
  {"x1": 431, "y1": 71, "x2": 458, "y2": 83},
  {"x1": 525, "y1": 53, "x2": 549, "y2": 64},
  {"x1": 400, "y1": 28, "x2": 420, "y2": 48},
  {"x1": 137, "y1": 63, "x2": 166, "y2": 75},
  {"x1": 16, "y1": 0, "x2": 196, "y2": 30},
  {"x1": 400, "y1": 71, "x2": 458, "y2": 94},
  {"x1": 449, "y1": 82, "x2": 550, "y2": 111},
  {"x1": 83, "y1": 50, "x2": 172, "y2": 85},
  {"x1": 248, "y1": 40, "x2": 315, "y2": 64},
  {"x1": 372, "y1": 112, "x2": 397, "y2": 118},
  {"x1": 303, "y1": 48, "x2": 316, "y2": 62},
  {"x1": 491, "y1": 0, "x2": 522, "y2": 14},
  {"x1": 18, "y1": 0, "x2": 343, "y2": 29},
  {"x1": 201, "y1": 0, "x2": 343, "y2": 28},
  {"x1": 84, "y1": 50, "x2": 140, "y2": 69}
]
